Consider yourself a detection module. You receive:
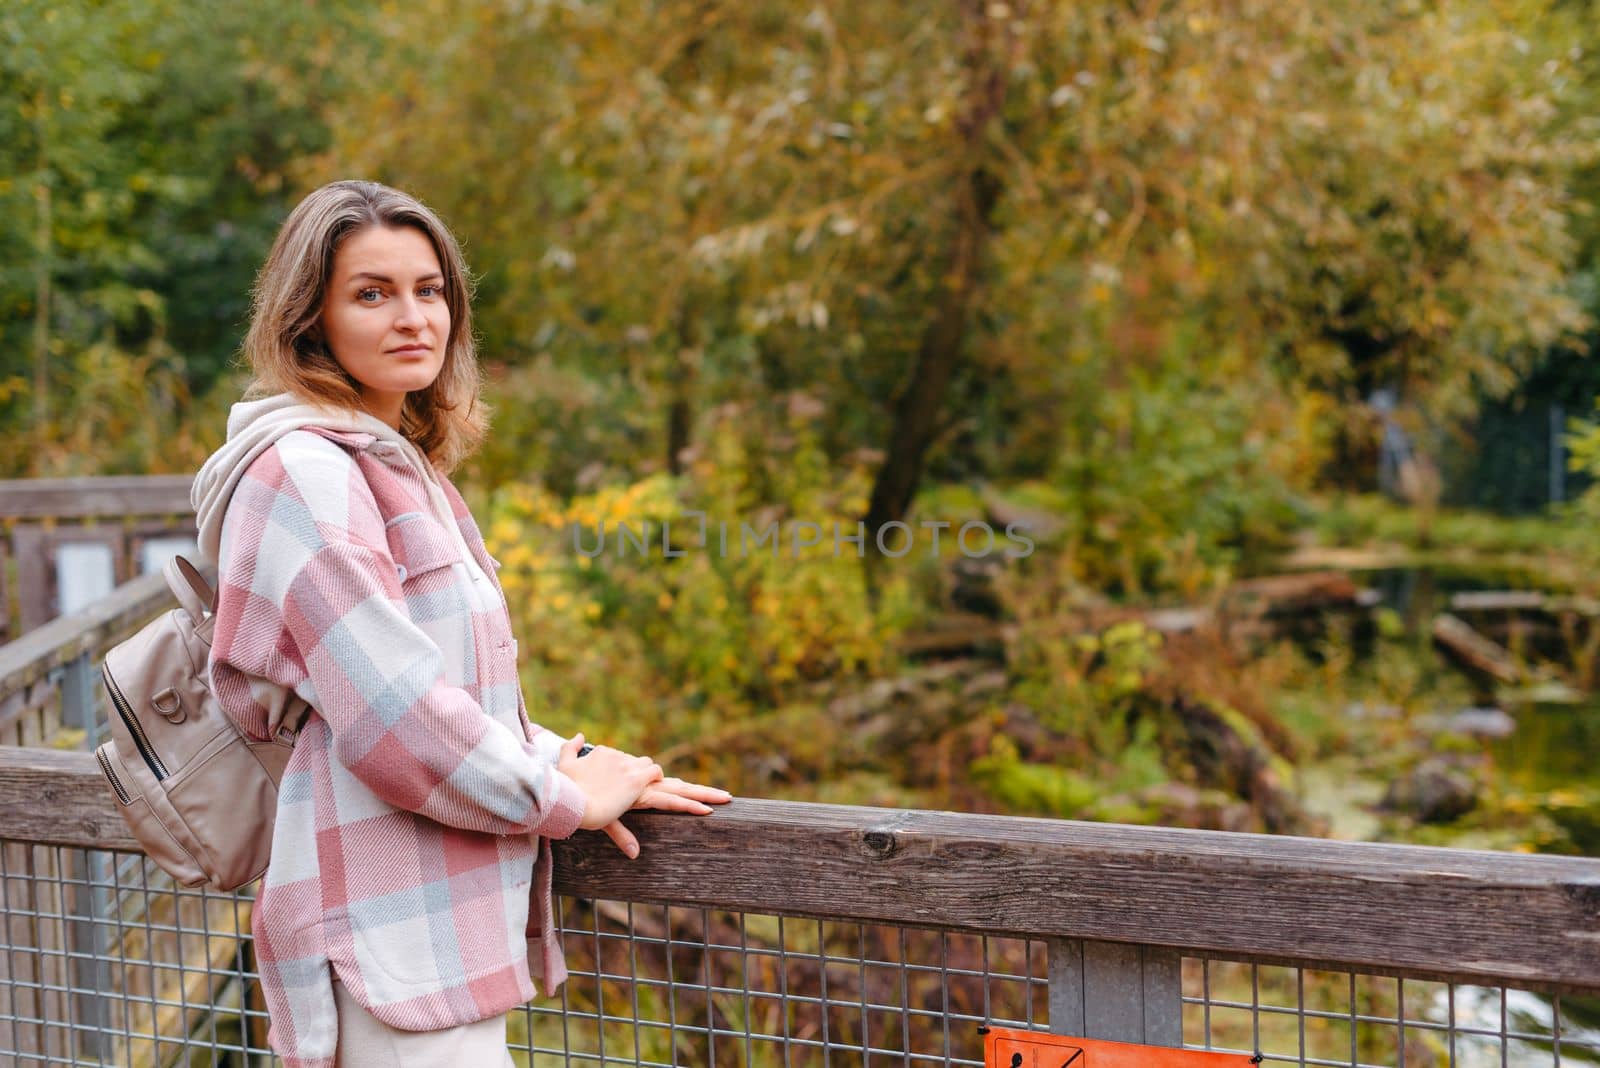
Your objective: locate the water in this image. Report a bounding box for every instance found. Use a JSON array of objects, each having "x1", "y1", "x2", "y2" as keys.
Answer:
[{"x1": 1340, "y1": 566, "x2": 1599, "y2": 1060}]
